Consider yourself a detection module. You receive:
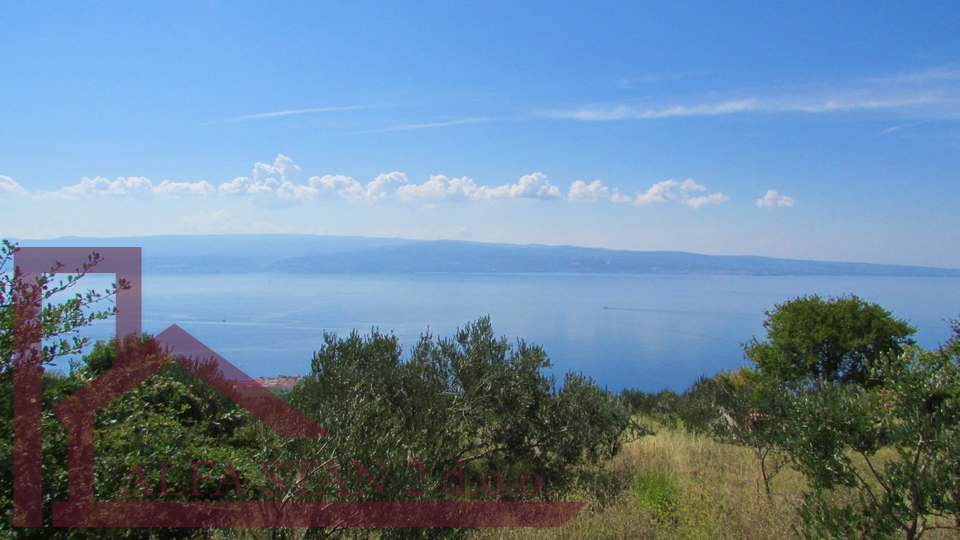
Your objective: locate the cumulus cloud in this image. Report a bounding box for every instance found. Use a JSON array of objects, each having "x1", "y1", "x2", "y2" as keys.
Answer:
[
  {"x1": 60, "y1": 176, "x2": 216, "y2": 197},
  {"x1": 683, "y1": 193, "x2": 730, "y2": 208},
  {"x1": 23, "y1": 154, "x2": 733, "y2": 215},
  {"x1": 0, "y1": 176, "x2": 28, "y2": 196},
  {"x1": 364, "y1": 172, "x2": 409, "y2": 201},
  {"x1": 62, "y1": 176, "x2": 156, "y2": 196},
  {"x1": 397, "y1": 175, "x2": 479, "y2": 202},
  {"x1": 631, "y1": 178, "x2": 728, "y2": 208},
  {"x1": 154, "y1": 180, "x2": 216, "y2": 196},
  {"x1": 219, "y1": 154, "x2": 302, "y2": 196},
  {"x1": 568, "y1": 180, "x2": 609, "y2": 202},
  {"x1": 254, "y1": 154, "x2": 300, "y2": 185},
  {"x1": 610, "y1": 189, "x2": 633, "y2": 203},
  {"x1": 216, "y1": 162, "x2": 559, "y2": 204},
  {"x1": 474, "y1": 172, "x2": 561, "y2": 200},
  {"x1": 756, "y1": 189, "x2": 795, "y2": 208},
  {"x1": 306, "y1": 174, "x2": 365, "y2": 200},
  {"x1": 634, "y1": 178, "x2": 699, "y2": 204}
]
